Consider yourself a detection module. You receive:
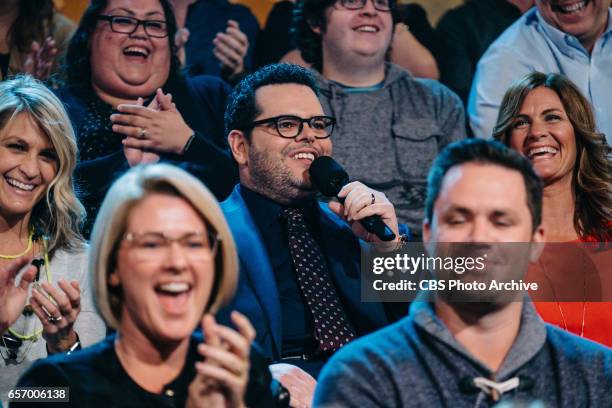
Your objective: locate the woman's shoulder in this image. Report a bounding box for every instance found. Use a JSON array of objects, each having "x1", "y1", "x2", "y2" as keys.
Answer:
[{"x1": 50, "y1": 244, "x2": 90, "y2": 281}]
